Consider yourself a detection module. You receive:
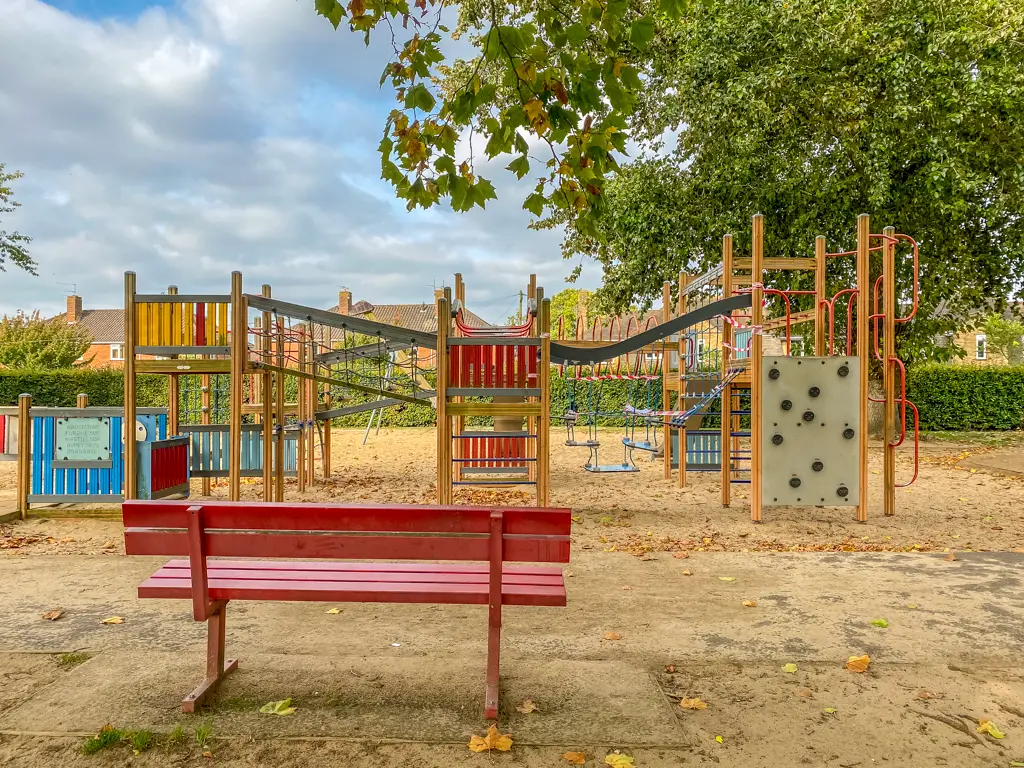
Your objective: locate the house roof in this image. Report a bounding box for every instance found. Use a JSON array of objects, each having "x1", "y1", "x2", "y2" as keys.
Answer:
[
  {"x1": 71, "y1": 309, "x2": 124, "y2": 343},
  {"x1": 325, "y1": 300, "x2": 492, "y2": 334}
]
